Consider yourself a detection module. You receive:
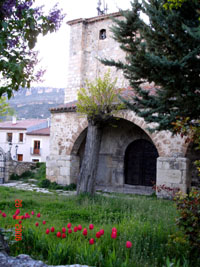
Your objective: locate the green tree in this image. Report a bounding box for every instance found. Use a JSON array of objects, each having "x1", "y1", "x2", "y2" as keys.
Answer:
[
  {"x1": 102, "y1": 0, "x2": 200, "y2": 132},
  {"x1": 76, "y1": 71, "x2": 124, "y2": 195},
  {"x1": 0, "y1": 96, "x2": 14, "y2": 119},
  {"x1": 0, "y1": 0, "x2": 64, "y2": 98}
]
